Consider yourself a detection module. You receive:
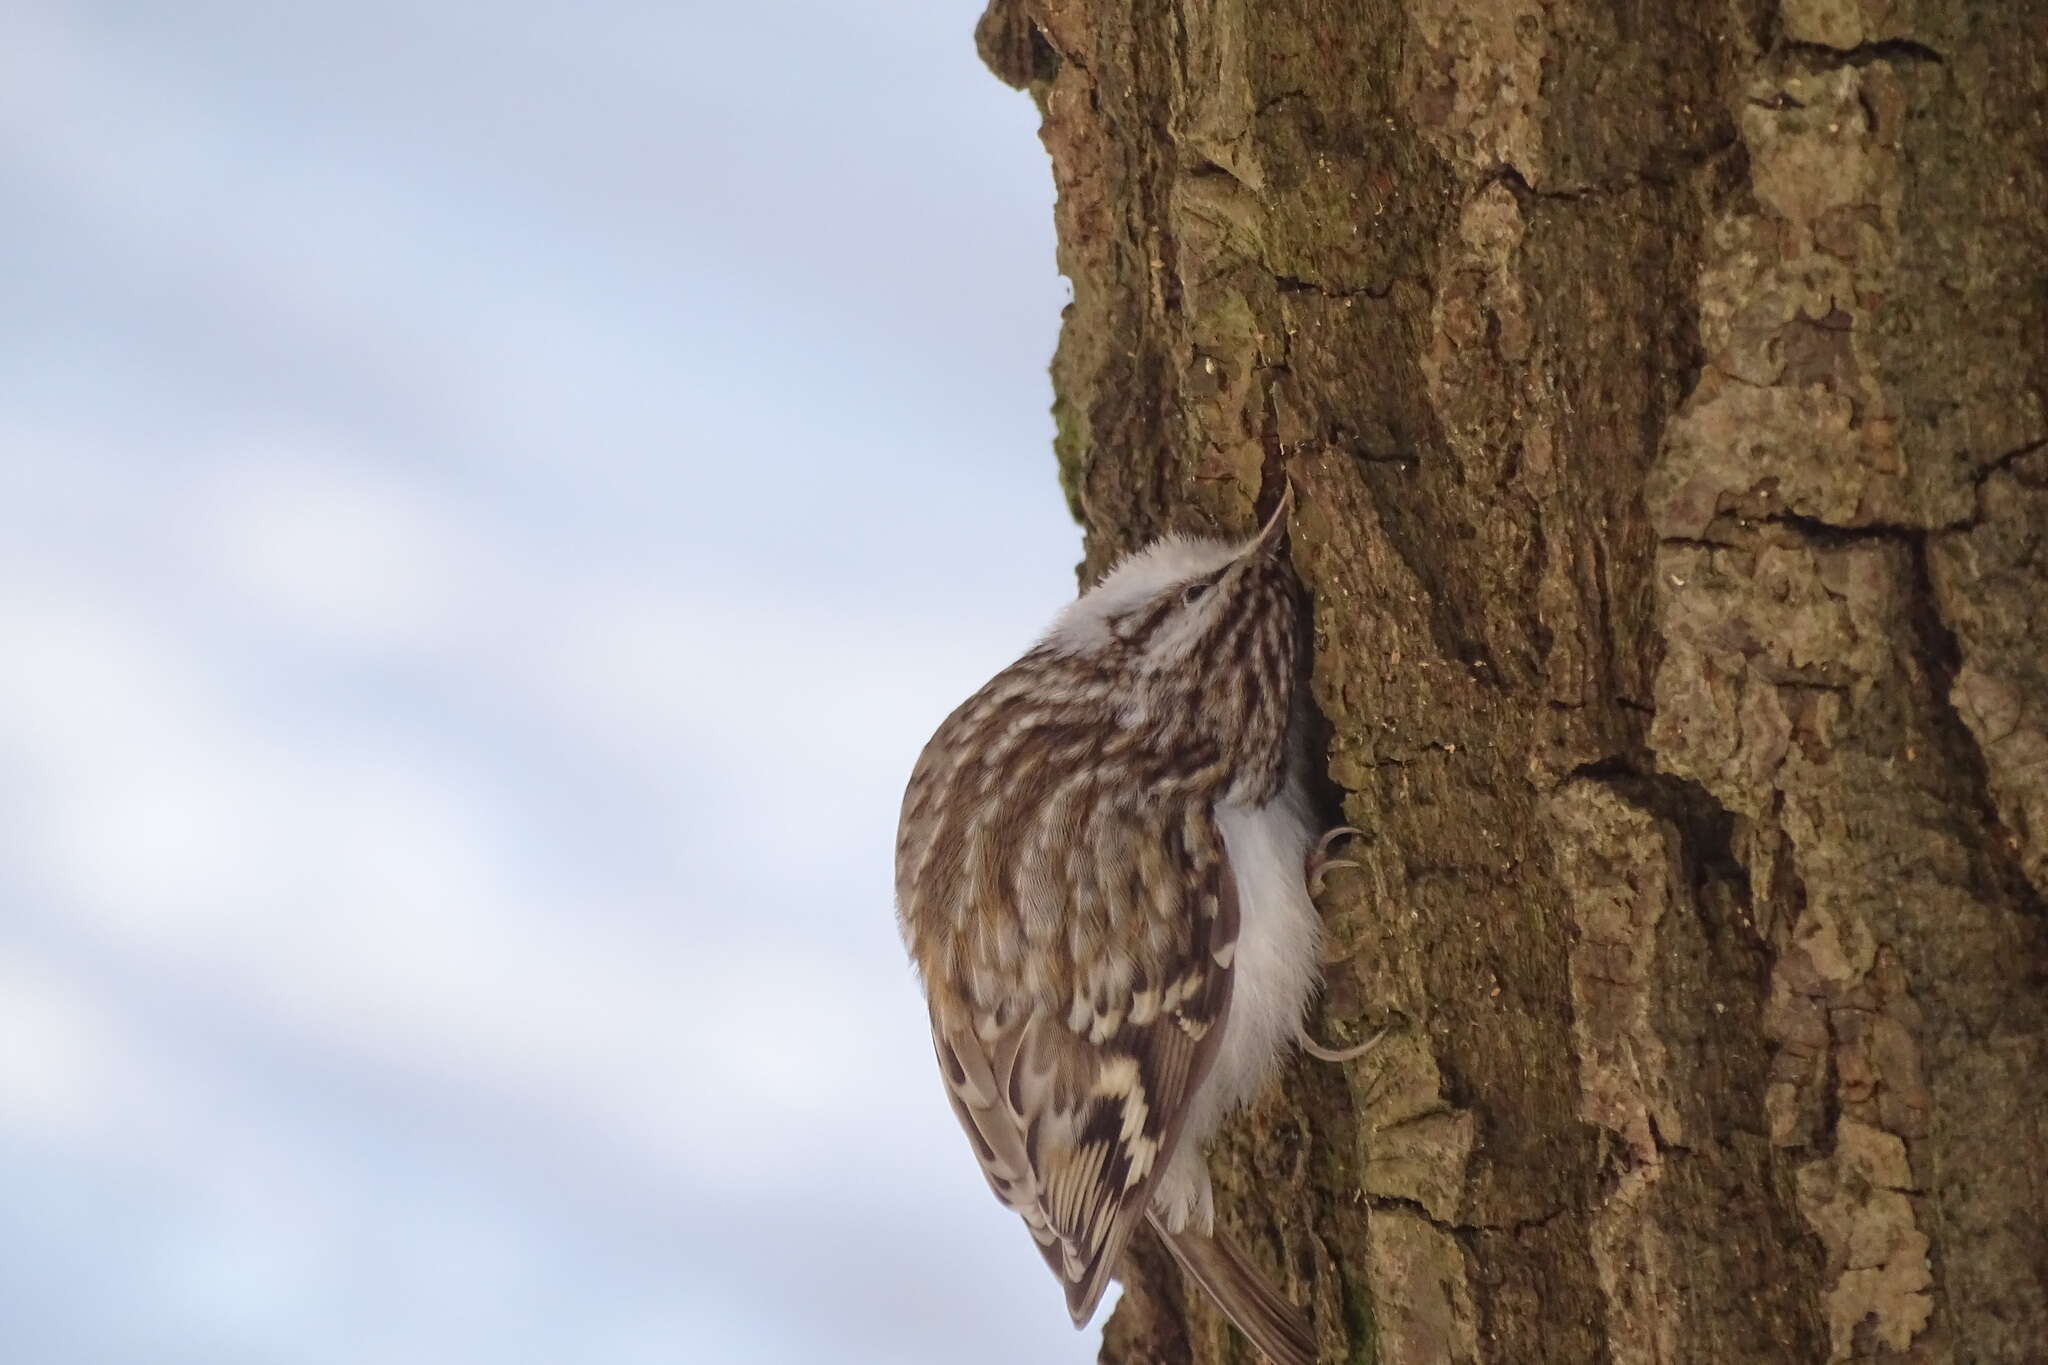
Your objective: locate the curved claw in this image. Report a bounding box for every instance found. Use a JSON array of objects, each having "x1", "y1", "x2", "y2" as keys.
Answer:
[
  {"x1": 1307, "y1": 857, "x2": 1360, "y2": 896},
  {"x1": 1306, "y1": 826, "x2": 1367, "y2": 896},
  {"x1": 1298, "y1": 1025, "x2": 1387, "y2": 1064},
  {"x1": 1314, "y1": 826, "x2": 1365, "y2": 859}
]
